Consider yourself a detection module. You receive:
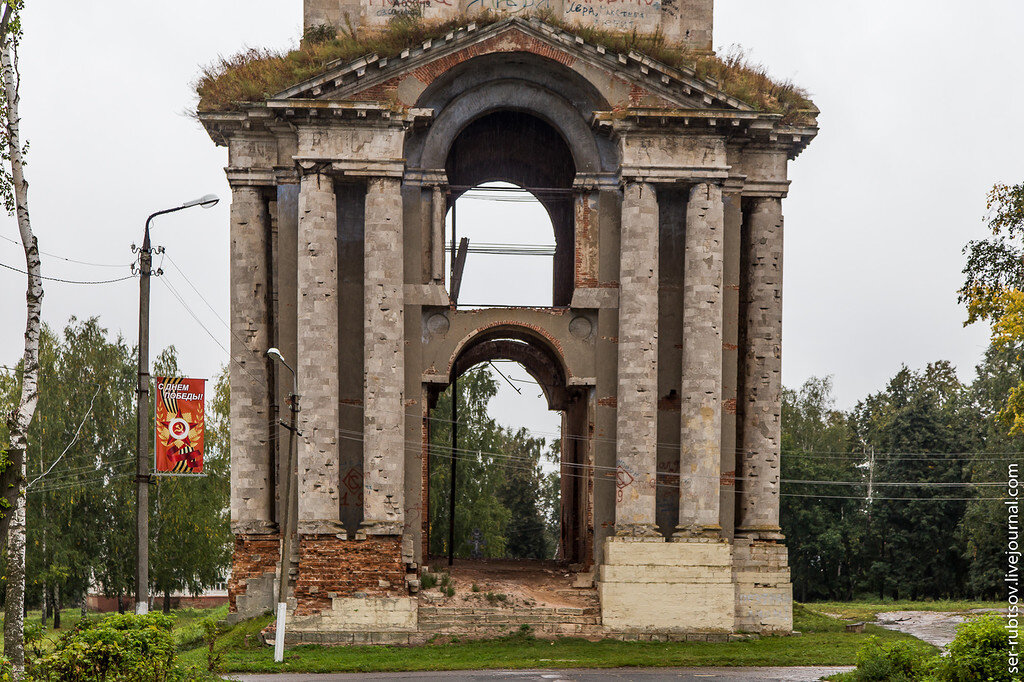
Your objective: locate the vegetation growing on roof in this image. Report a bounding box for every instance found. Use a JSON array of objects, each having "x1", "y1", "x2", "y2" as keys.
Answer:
[{"x1": 193, "y1": 13, "x2": 815, "y2": 125}]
